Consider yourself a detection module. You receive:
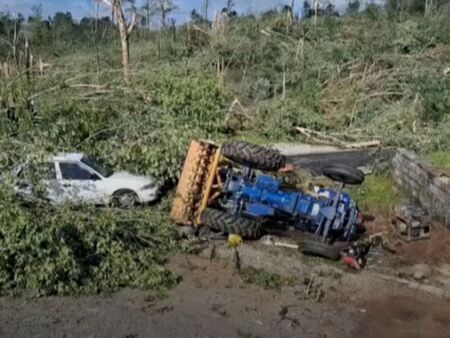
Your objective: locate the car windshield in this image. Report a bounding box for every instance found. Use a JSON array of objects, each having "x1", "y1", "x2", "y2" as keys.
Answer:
[{"x1": 81, "y1": 156, "x2": 113, "y2": 178}]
